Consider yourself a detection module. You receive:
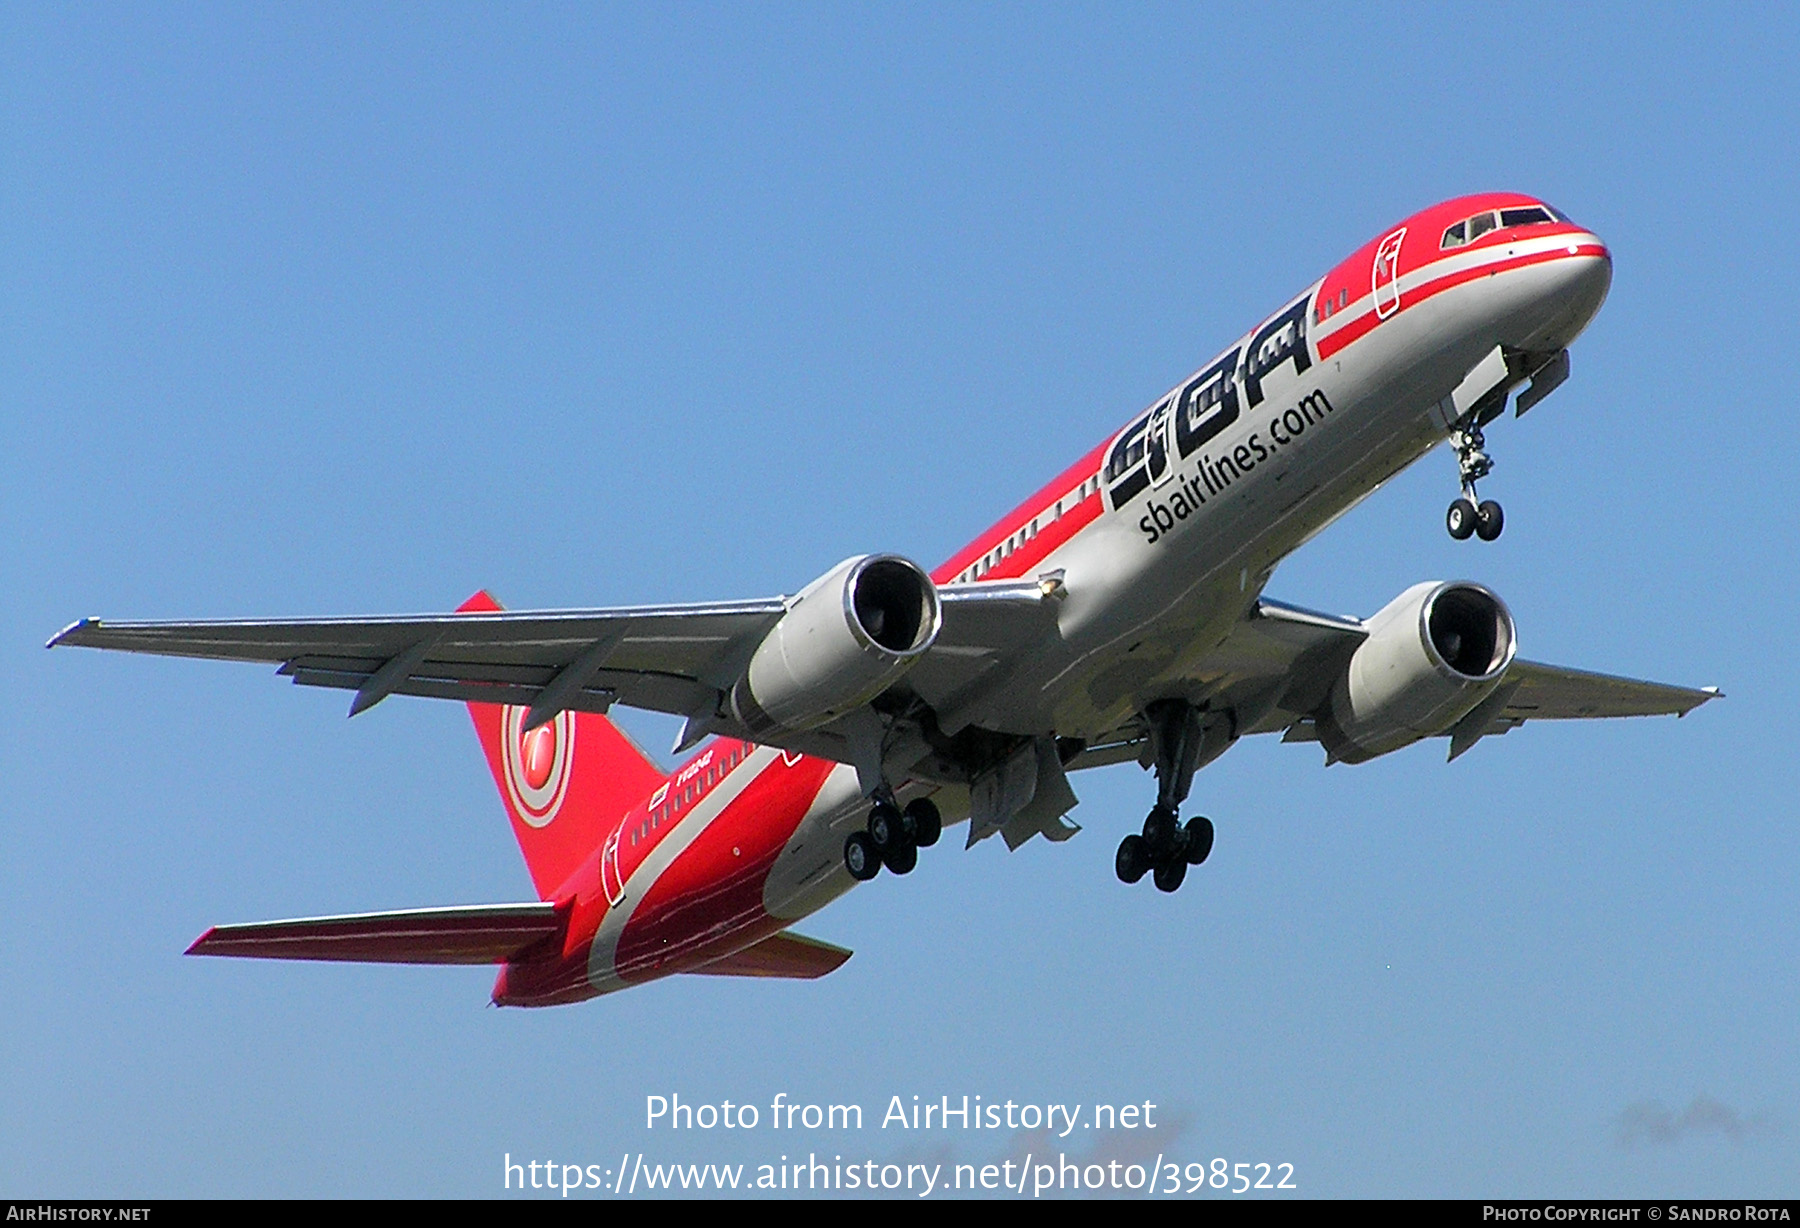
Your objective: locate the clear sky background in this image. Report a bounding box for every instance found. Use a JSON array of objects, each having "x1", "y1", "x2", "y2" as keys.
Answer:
[{"x1": 4, "y1": 4, "x2": 1795, "y2": 1199}]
